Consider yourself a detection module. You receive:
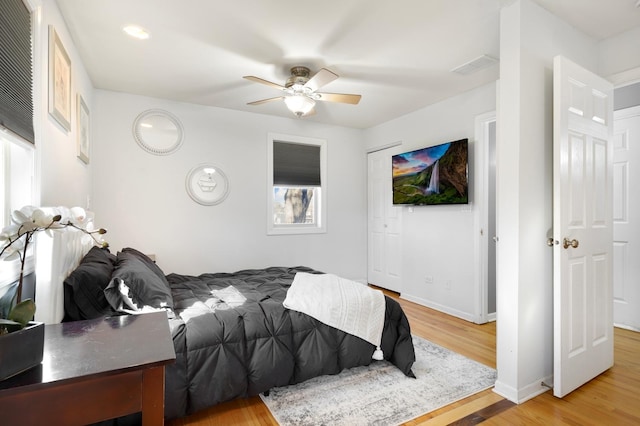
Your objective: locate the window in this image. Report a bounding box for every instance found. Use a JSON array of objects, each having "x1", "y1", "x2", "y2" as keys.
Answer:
[
  {"x1": 0, "y1": 0, "x2": 35, "y2": 144},
  {"x1": 0, "y1": 0, "x2": 35, "y2": 225},
  {"x1": 267, "y1": 133, "x2": 327, "y2": 235},
  {"x1": 1, "y1": 131, "x2": 35, "y2": 225},
  {"x1": 0, "y1": 0, "x2": 36, "y2": 287},
  {"x1": 0, "y1": 130, "x2": 36, "y2": 288}
]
